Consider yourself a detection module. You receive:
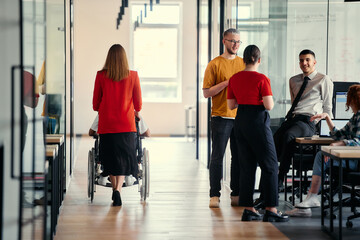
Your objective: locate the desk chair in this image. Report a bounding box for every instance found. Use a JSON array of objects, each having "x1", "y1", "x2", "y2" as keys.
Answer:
[
  {"x1": 288, "y1": 150, "x2": 314, "y2": 202},
  {"x1": 322, "y1": 163, "x2": 354, "y2": 219},
  {"x1": 284, "y1": 144, "x2": 316, "y2": 204},
  {"x1": 345, "y1": 172, "x2": 360, "y2": 228}
]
